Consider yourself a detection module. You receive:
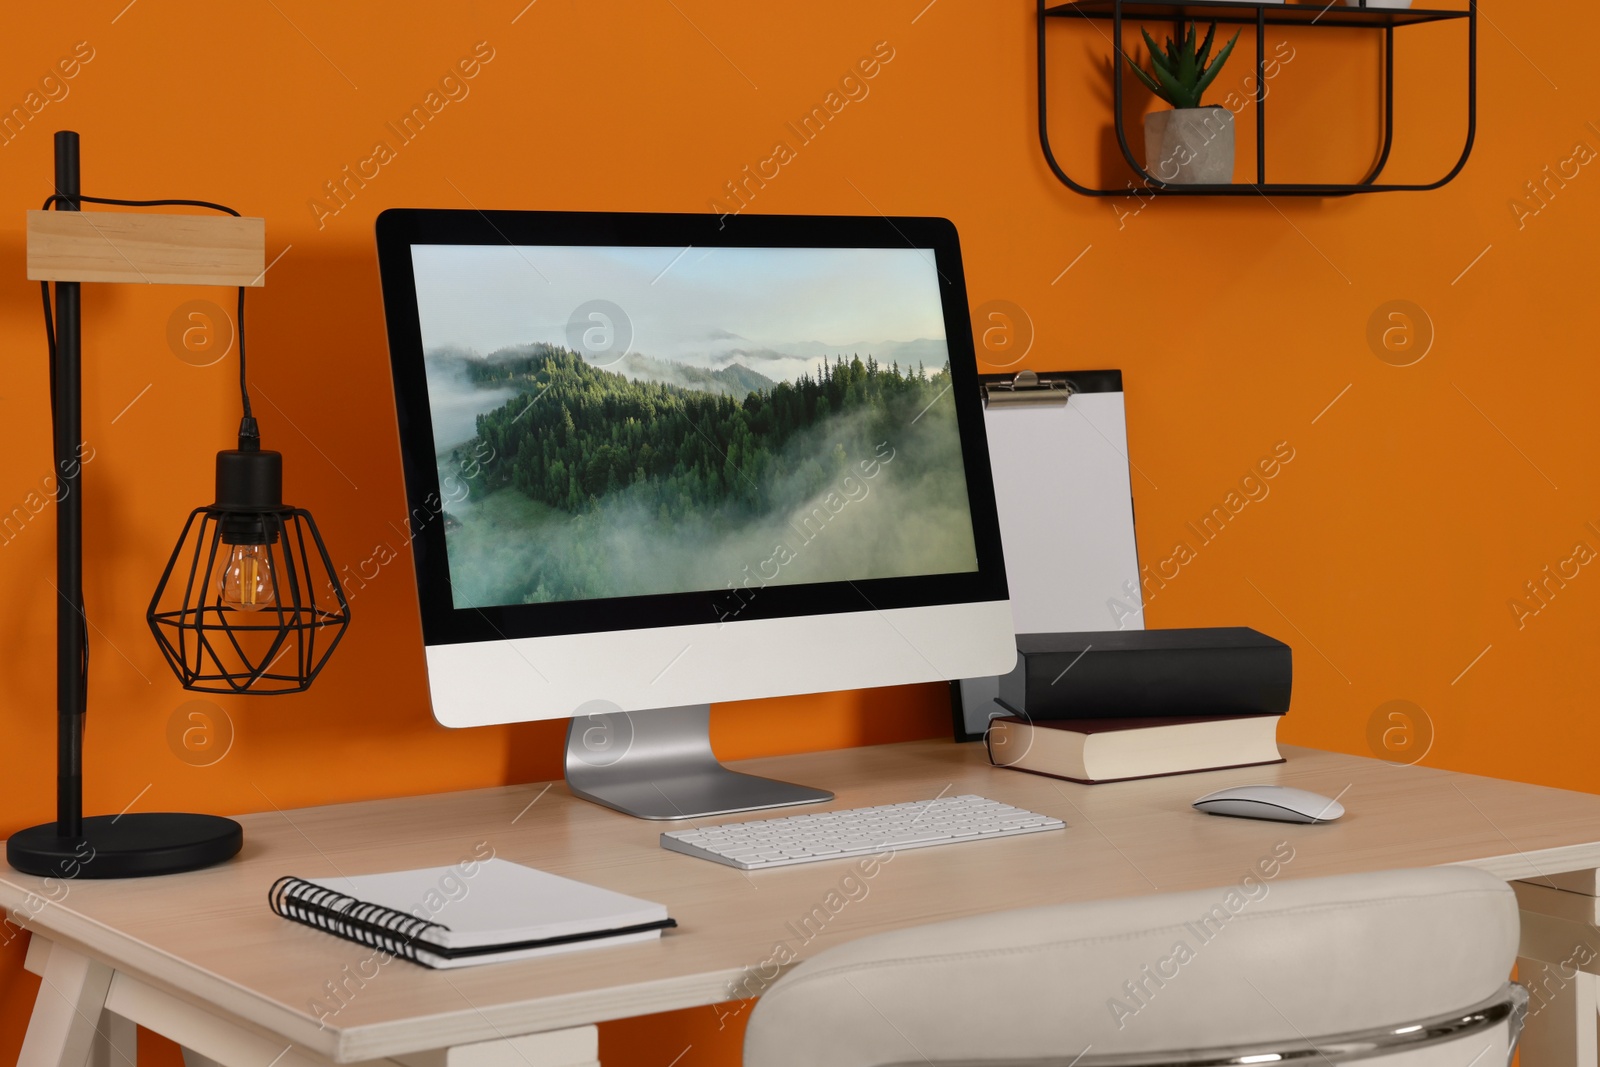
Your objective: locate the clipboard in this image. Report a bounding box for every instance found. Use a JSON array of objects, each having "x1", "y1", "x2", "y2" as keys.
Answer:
[{"x1": 952, "y1": 369, "x2": 1144, "y2": 741}]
